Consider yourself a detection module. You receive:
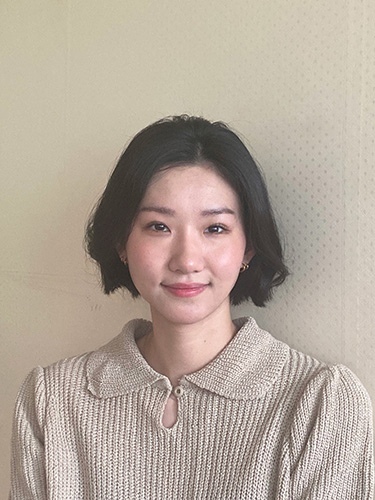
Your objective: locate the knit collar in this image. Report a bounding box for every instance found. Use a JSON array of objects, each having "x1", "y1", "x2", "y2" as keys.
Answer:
[{"x1": 86, "y1": 317, "x2": 288, "y2": 401}]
